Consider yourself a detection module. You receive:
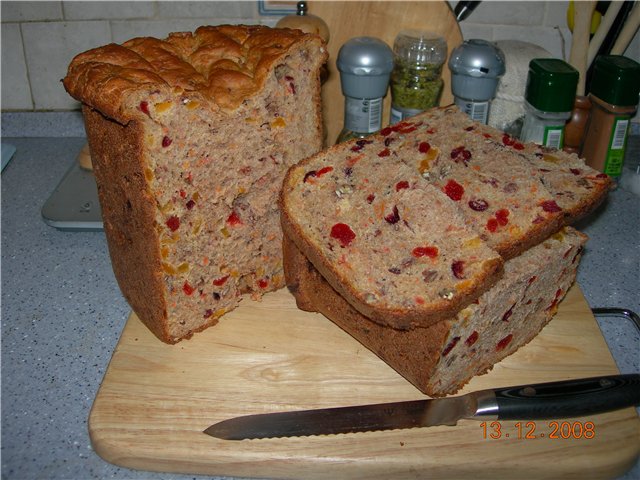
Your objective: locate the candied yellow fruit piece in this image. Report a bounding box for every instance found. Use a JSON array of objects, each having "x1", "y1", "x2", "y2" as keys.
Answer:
[
  {"x1": 271, "y1": 117, "x2": 286, "y2": 128},
  {"x1": 419, "y1": 148, "x2": 439, "y2": 174},
  {"x1": 463, "y1": 237, "x2": 483, "y2": 249},
  {"x1": 154, "y1": 101, "x2": 173, "y2": 113},
  {"x1": 159, "y1": 200, "x2": 174, "y2": 213},
  {"x1": 192, "y1": 218, "x2": 203, "y2": 235},
  {"x1": 186, "y1": 100, "x2": 200, "y2": 110},
  {"x1": 162, "y1": 262, "x2": 177, "y2": 275},
  {"x1": 455, "y1": 279, "x2": 474, "y2": 292}
]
